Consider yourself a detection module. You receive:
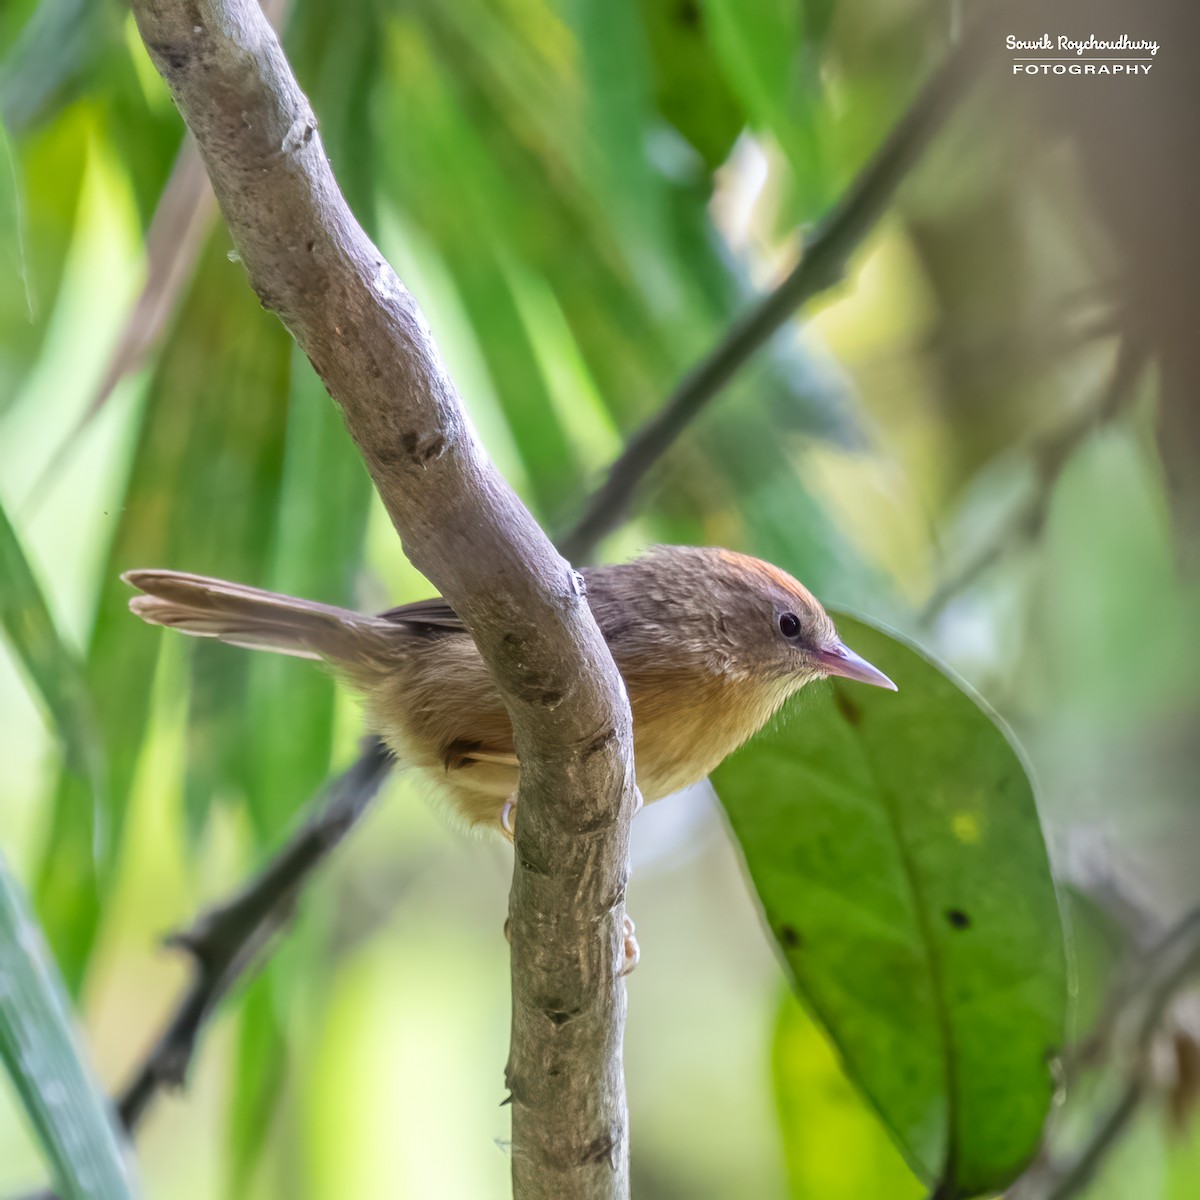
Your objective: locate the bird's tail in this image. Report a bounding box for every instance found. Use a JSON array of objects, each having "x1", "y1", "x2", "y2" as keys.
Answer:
[{"x1": 122, "y1": 569, "x2": 397, "y2": 669}]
